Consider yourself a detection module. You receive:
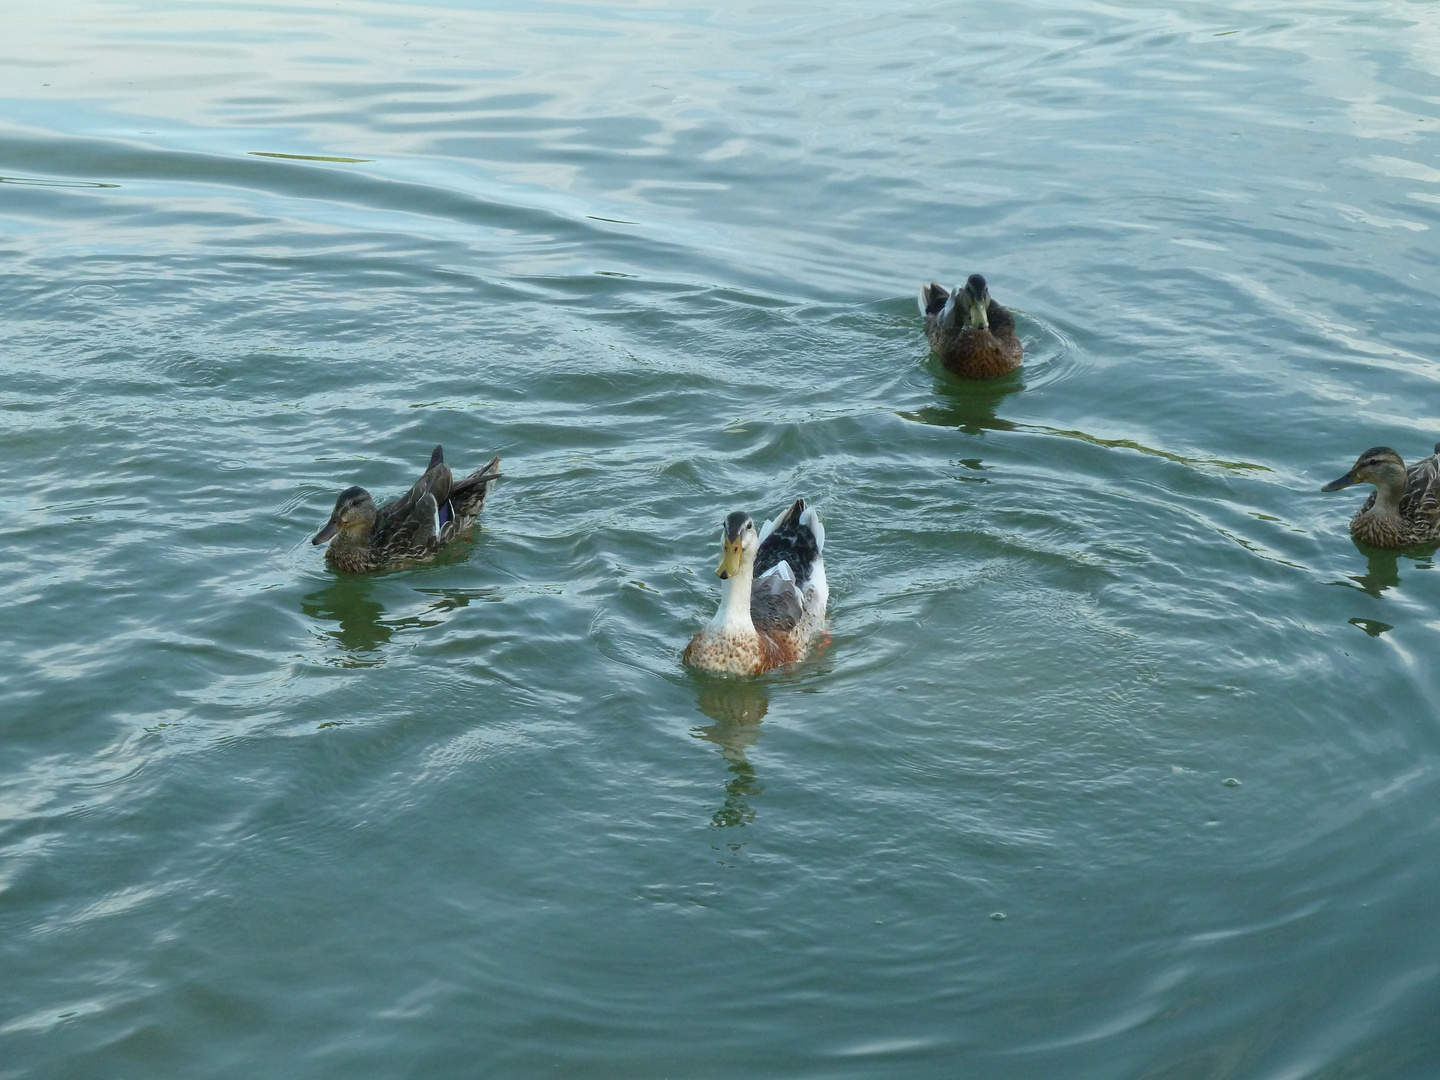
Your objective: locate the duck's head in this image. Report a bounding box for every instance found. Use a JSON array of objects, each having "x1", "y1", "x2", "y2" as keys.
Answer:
[
  {"x1": 715, "y1": 511, "x2": 759, "y2": 579},
  {"x1": 312, "y1": 485, "x2": 377, "y2": 545},
  {"x1": 1322, "y1": 447, "x2": 1407, "y2": 494},
  {"x1": 957, "y1": 273, "x2": 991, "y2": 330}
]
